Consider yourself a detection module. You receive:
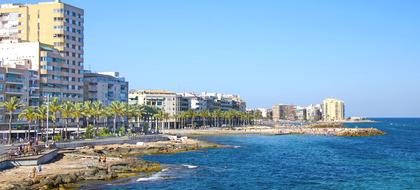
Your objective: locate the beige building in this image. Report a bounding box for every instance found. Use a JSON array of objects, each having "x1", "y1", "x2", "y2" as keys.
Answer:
[
  {"x1": 1, "y1": 0, "x2": 84, "y2": 101},
  {"x1": 129, "y1": 90, "x2": 178, "y2": 116},
  {"x1": 272, "y1": 105, "x2": 281, "y2": 121},
  {"x1": 83, "y1": 71, "x2": 128, "y2": 105},
  {"x1": 322, "y1": 98, "x2": 345, "y2": 121}
]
